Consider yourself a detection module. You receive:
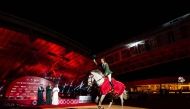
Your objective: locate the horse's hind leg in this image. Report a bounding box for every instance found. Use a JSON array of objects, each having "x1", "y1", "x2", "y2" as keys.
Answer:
[
  {"x1": 107, "y1": 98, "x2": 113, "y2": 109},
  {"x1": 98, "y1": 95, "x2": 106, "y2": 109},
  {"x1": 119, "y1": 94, "x2": 124, "y2": 109}
]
